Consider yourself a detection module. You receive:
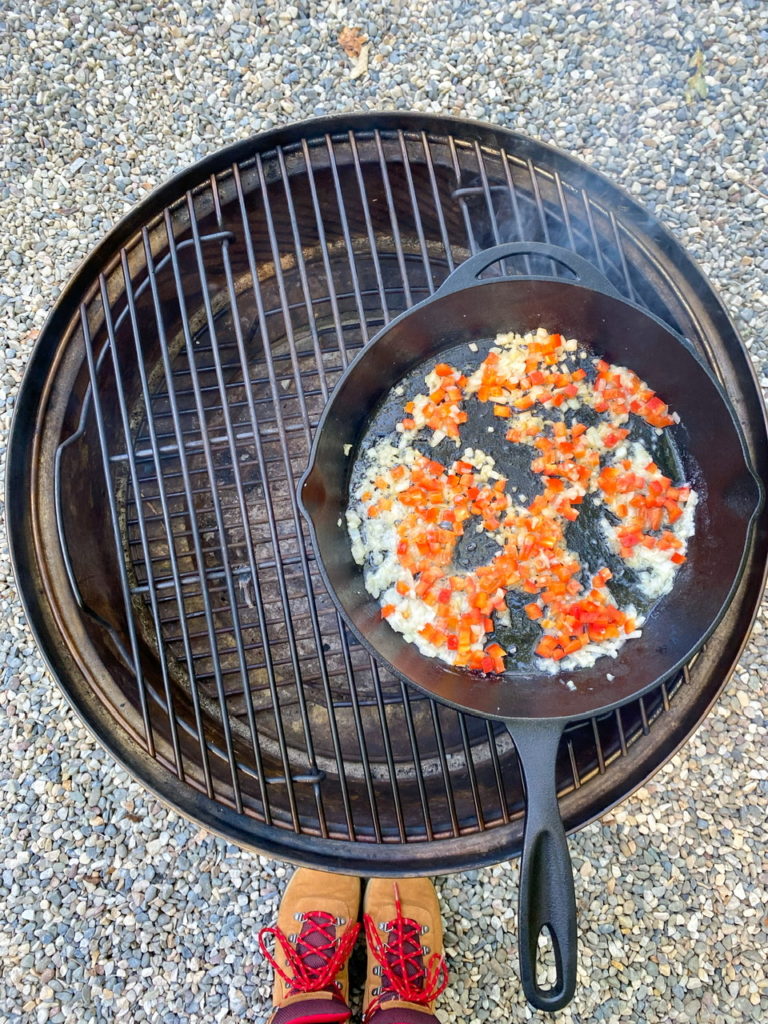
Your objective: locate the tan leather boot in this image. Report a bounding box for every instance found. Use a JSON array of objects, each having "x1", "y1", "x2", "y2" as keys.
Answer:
[
  {"x1": 259, "y1": 868, "x2": 361, "y2": 1024},
  {"x1": 362, "y1": 878, "x2": 448, "y2": 1024}
]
